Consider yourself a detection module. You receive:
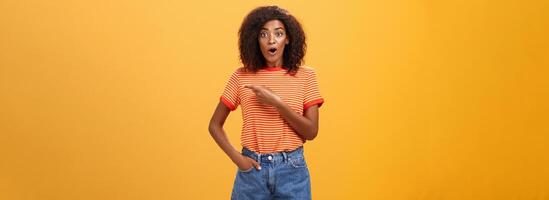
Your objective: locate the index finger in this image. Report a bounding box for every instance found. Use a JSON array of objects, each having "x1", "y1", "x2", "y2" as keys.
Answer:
[{"x1": 244, "y1": 84, "x2": 257, "y2": 91}]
